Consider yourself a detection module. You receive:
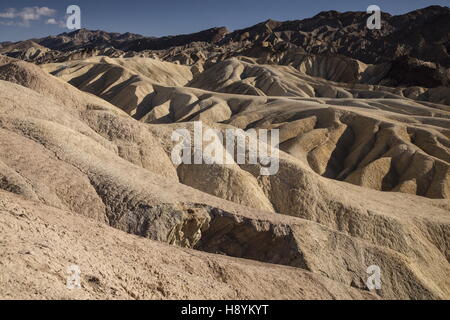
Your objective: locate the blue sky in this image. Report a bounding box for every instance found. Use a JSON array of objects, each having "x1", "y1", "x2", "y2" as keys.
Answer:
[{"x1": 1, "y1": 0, "x2": 449, "y2": 42}]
